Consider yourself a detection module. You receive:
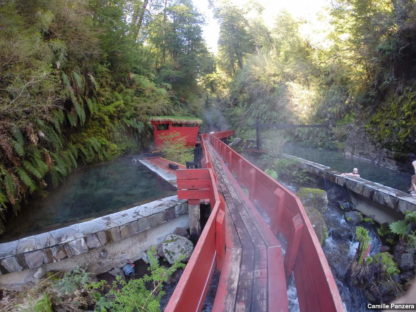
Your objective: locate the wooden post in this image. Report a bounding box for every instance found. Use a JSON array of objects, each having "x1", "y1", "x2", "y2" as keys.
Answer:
[
  {"x1": 188, "y1": 199, "x2": 201, "y2": 240},
  {"x1": 284, "y1": 214, "x2": 304, "y2": 279}
]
